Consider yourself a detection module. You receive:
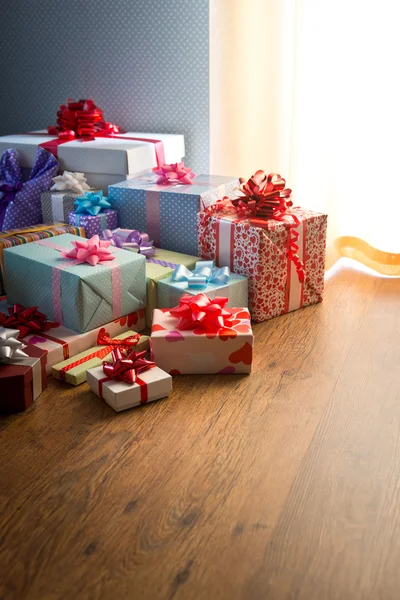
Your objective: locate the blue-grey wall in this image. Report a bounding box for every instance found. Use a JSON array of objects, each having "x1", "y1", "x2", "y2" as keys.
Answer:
[{"x1": 0, "y1": 0, "x2": 209, "y2": 172}]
